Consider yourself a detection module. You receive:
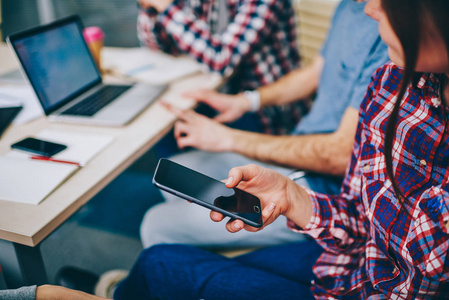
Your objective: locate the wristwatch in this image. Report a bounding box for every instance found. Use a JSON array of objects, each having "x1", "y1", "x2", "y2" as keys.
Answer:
[{"x1": 243, "y1": 90, "x2": 261, "y2": 112}]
